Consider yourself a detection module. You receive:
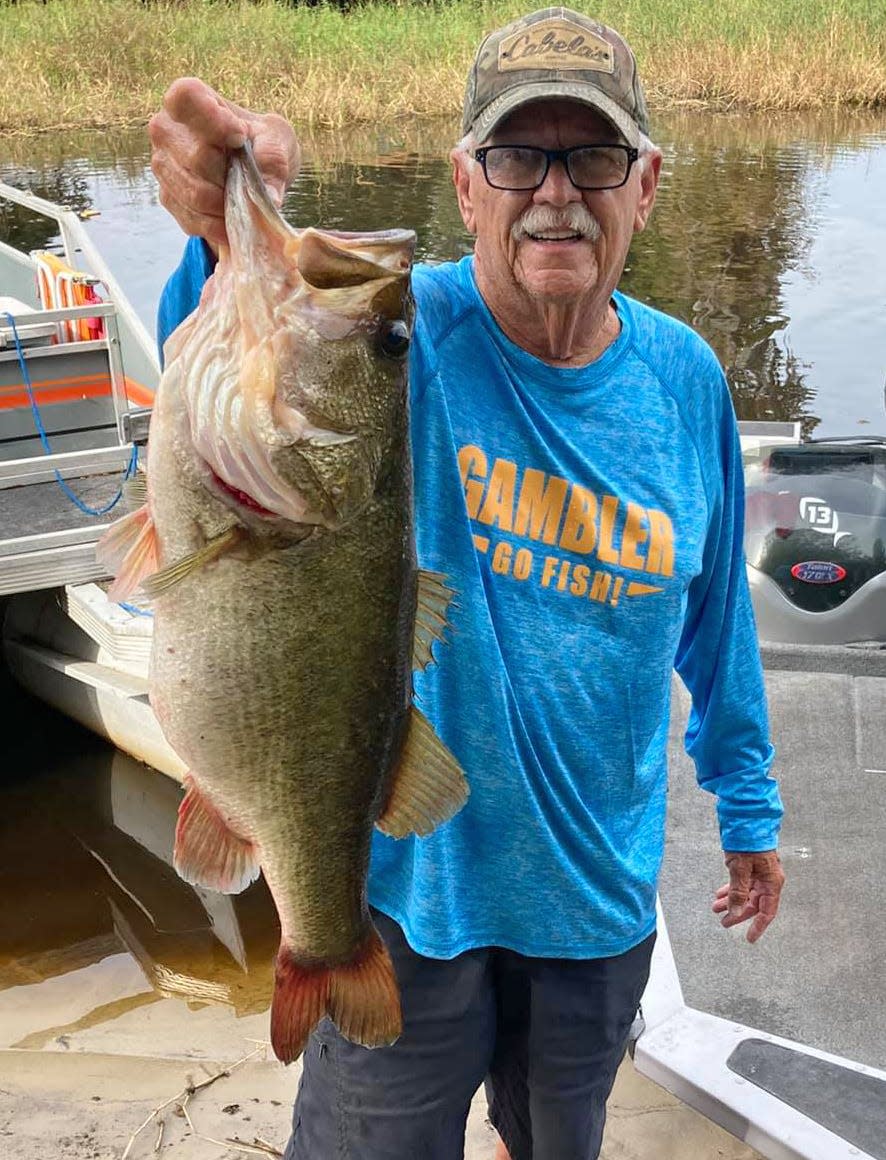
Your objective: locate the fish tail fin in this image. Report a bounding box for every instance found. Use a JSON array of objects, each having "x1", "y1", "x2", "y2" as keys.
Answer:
[
  {"x1": 271, "y1": 925, "x2": 402, "y2": 1064},
  {"x1": 270, "y1": 951, "x2": 332, "y2": 1065},
  {"x1": 327, "y1": 925, "x2": 402, "y2": 1049}
]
